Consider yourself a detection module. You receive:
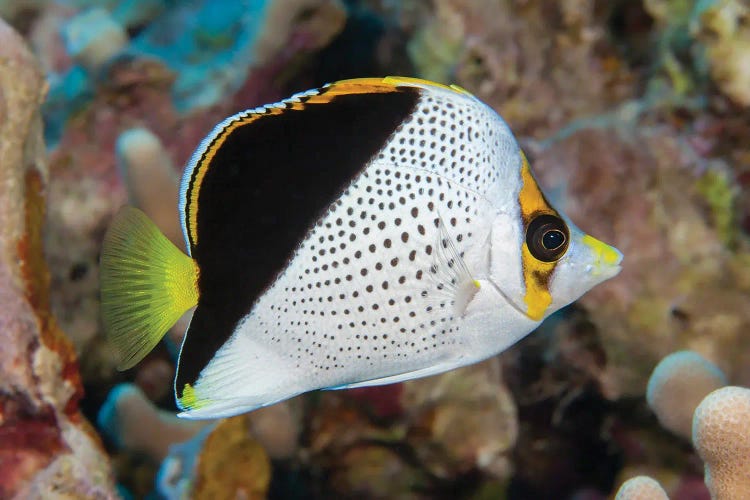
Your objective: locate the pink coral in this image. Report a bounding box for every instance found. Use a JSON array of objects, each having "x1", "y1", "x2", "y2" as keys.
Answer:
[
  {"x1": 115, "y1": 127, "x2": 182, "y2": 247},
  {"x1": 646, "y1": 351, "x2": 727, "y2": 439},
  {"x1": 692, "y1": 386, "x2": 750, "y2": 499},
  {"x1": 0, "y1": 18, "x2": 115, "y2": 498},
  {"x1": 615, "y1": 475, "x2": 669, "y2": 500}
]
